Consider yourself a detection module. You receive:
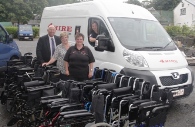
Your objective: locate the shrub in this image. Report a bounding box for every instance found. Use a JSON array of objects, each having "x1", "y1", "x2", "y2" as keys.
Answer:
[
  {"x1": 5, "y1": 27, "x2": 18, "y2": 38},
  {"x1": 165, "y1": 25, "x2": 195, "y2": 38},
  {"x1": 32, "y1": 27, "x2": 39, "y2": 38},
  {"x1": 5, "y1": 26, "x2": 40, "y2": 38}
]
